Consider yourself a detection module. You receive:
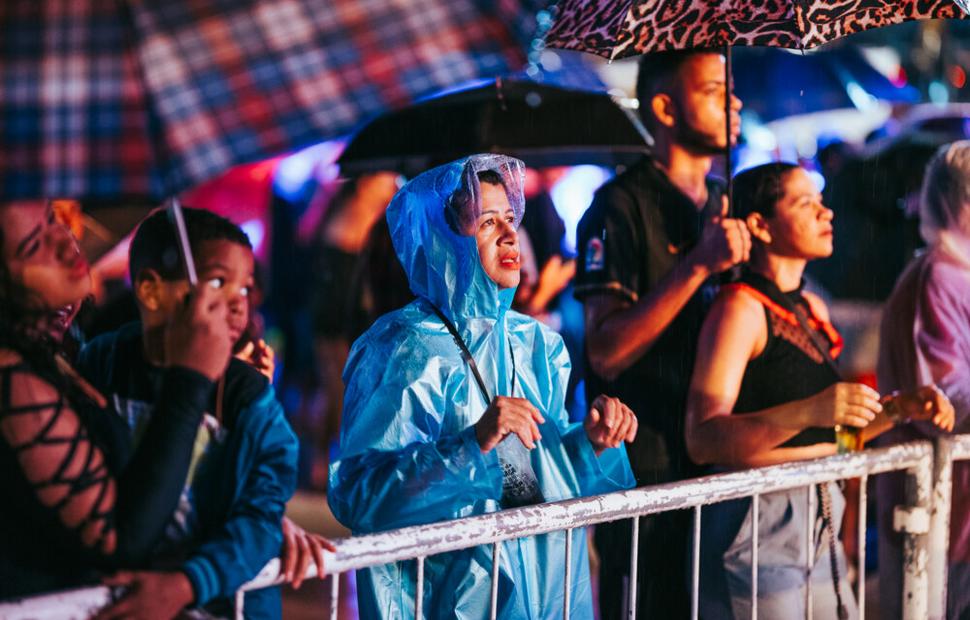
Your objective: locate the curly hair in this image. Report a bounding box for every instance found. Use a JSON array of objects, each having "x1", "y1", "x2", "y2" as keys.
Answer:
[
  {"x1": 0, "y1": 218, "x2": 67, "y2": 391},
  {"x1": 129, "y1": 206, "x2": 251, "y2": 282}
]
